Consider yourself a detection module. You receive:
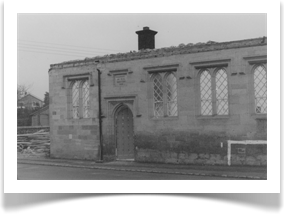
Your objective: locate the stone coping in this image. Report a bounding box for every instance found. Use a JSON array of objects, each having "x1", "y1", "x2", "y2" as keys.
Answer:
[{"x1": 49, "y1": 37, "x2": 267, "y2": 70}]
